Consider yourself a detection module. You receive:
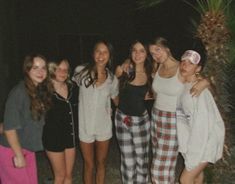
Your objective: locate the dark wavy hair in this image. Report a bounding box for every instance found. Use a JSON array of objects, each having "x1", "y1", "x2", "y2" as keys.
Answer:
[
  {"x1": 74, "y1": 40, "x2": 114, "y2": 88},
  {"x1": 119, "y1": 40, "x2": 153, "y2": 92},
  {"x1": 23, "y1": 54, "x2": 52, "y2": 120}
]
